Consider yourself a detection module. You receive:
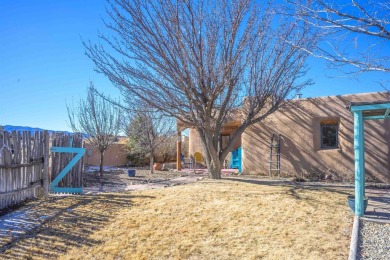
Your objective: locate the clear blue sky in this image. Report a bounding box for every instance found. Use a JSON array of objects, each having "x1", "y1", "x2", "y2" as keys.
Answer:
[{"x1": 0, "y1": 1, "x2": 389, "y2": 132}]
